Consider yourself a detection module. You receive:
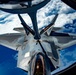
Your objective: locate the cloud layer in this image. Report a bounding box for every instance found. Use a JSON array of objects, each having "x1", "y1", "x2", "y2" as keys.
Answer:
[{"x1": 0, "y1": 0, "x2": 76, "y2": 34}]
